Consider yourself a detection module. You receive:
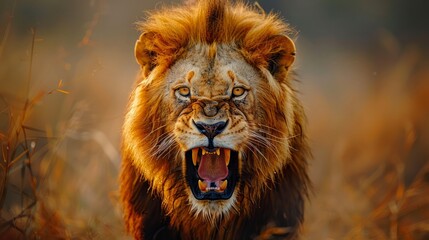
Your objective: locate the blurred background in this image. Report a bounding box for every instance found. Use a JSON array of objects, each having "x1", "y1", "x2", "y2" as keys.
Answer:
[{"x1": 0, "y1": 0, "x2": 428, "y2": 239}]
